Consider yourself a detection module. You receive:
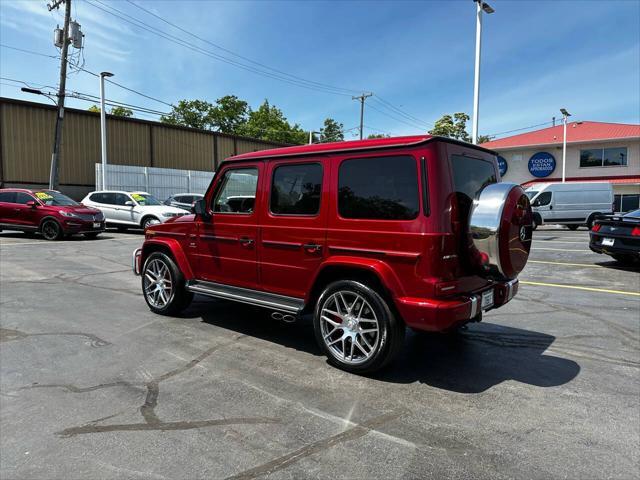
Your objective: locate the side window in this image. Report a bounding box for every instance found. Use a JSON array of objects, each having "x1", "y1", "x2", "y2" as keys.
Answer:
[
  {"x1": 270, "y1": 163, "x2": 322, "y2": 215},
  {"x1": 212, "y1": 168, "x2": 259, "y2": 214},
  {"x1": 15, "y1": 193, "x2": 35, "y2": 204},
  {"x1": 338, "y1": 155, "x2": 419, "y2": 220},
  {"x1": 114, "y1": 193, "x2": 130, "y2": 206},
  {"x1": 533, "y1": 191, "x2": 552, "y2": 207},
  {"x1": 0, "y1": 192, "x2": 16, "y2": 203}
]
